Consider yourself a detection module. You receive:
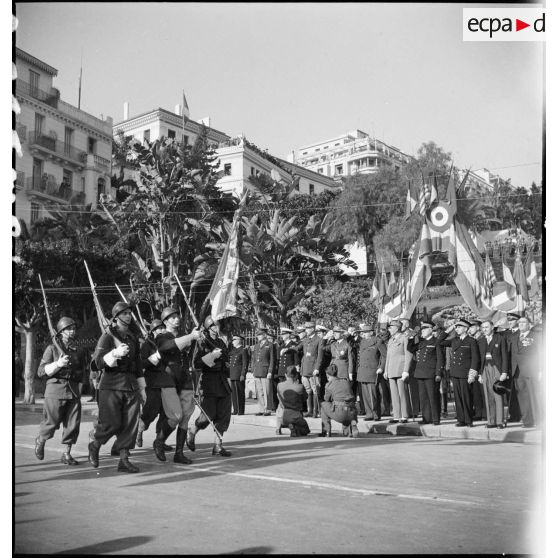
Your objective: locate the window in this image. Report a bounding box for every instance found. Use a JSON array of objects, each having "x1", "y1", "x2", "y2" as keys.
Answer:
[
  {"x1": 30, "y1": 202, "x2": 40, "y2": 224},
  {"x1": 64, "y1": 127, "x2": 73, "y2": 155},
  {"x1": 317, "y1": 168, "x2": 324, "y2": 174},
  {"x1": 224, "y1": 163, "x2": 232, "y2": 176},
  {"x1": 294, "y1": 181, "x2": 300, "y2": 191},
  {"x1": 168, "y1": 130, "x2": 176, "y2": 139},
  {"x1": 183, "y1": 135, "x2": 189, "y2": 145},
  {"x1": 97, "y1": 177, "x2": 106, "y2": 197},
  {"x1": 34, "y1": 113, "x2": 45, "y2": 135},
  {"x1": 309, "y1": 183, "x2": 315, "y2": 195},
  {"x1": 335, "y1": 143, "x2": 340, "y2": 146},
  {"x1": 335, "y1": 165, "x2": 343, "y2": 175},
  {"x1": 81, "y1": 177, "x2": 86, "y2": 192},
  {"x1": 29, "y1": 70, "x2": 40, "y2": 97},
  {"x1": 32, "y1": 158, "x2": 43, "y2": 190},
  {"x1": 88, "y1": 137, "x2": 96, "y2": 154},
  {"x1": 250, "y1": 167, "x2": 255, "y2": 176},
  {"x1": 63, "y1": 169, "x2": 73, "y2": 188},
  {"x1": 143, "y1": 129, "x2": 151, "y2": 142},
  {"x1": 302, "y1": 151, "x2": 308, "y2": 155}
]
